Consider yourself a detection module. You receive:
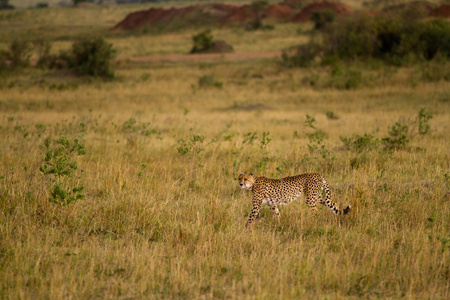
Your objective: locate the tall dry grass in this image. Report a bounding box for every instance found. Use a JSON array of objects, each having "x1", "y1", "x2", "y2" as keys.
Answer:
[
  {"x1": 1, "y1": 1, "x2": 450, "y2": 297},
  {"x1": 1, "y1": 57, "x2": 449, "y2": 298}
]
